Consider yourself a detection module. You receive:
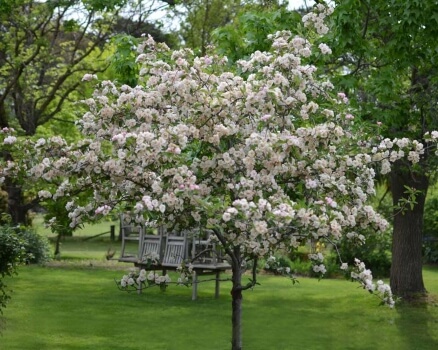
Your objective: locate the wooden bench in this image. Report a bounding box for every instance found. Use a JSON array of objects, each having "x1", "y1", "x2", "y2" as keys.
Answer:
[{"x1": 118, "y1": 224, "x2": 230, "y2": 299}]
